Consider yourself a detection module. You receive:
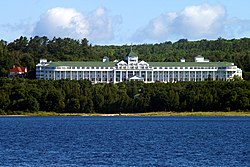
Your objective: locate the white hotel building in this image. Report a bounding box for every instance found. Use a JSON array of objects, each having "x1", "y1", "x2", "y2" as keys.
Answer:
[{"x1": 36, "y1": 51, "x2": 242, "y2": 83}]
